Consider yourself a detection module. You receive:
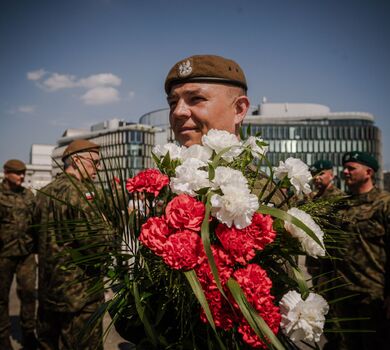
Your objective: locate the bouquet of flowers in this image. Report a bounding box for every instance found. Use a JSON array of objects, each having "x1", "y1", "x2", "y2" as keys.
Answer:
[{"x1": 107, "y1": 129, "x2": 330, "y2": 349}]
